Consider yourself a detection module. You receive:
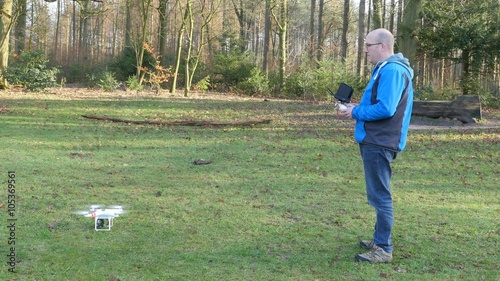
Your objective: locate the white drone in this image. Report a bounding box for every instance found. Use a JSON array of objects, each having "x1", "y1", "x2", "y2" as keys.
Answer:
[{"x1": 74, "y1": 205, "x2": 127, "y2": 231}]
